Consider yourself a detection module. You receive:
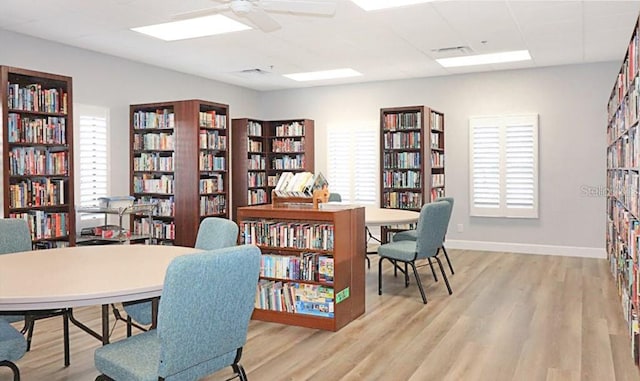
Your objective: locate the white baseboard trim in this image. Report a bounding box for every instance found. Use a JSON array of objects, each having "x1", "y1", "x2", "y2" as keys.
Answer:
[{"x1": 445, "y1": 239, "x2": 606, "y2": 259}]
